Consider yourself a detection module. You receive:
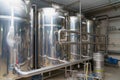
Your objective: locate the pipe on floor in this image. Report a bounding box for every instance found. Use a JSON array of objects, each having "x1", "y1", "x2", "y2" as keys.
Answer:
[{"x1": 14, "y1": 58, "x2": 92, "y2": 78}]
